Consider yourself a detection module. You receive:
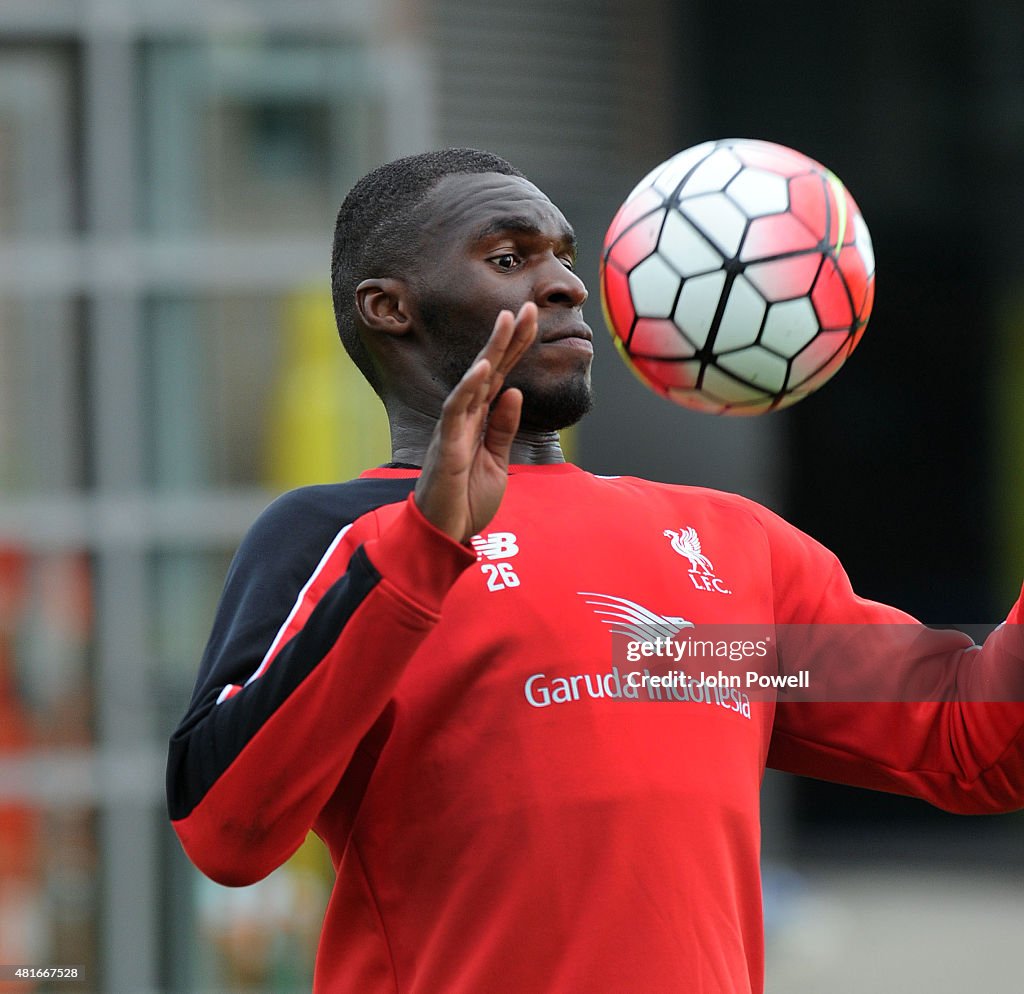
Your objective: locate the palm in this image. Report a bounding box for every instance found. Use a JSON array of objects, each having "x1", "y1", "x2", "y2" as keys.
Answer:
[{"x1": 414, "y1": 304, "x2": 536, "y2": 544}]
